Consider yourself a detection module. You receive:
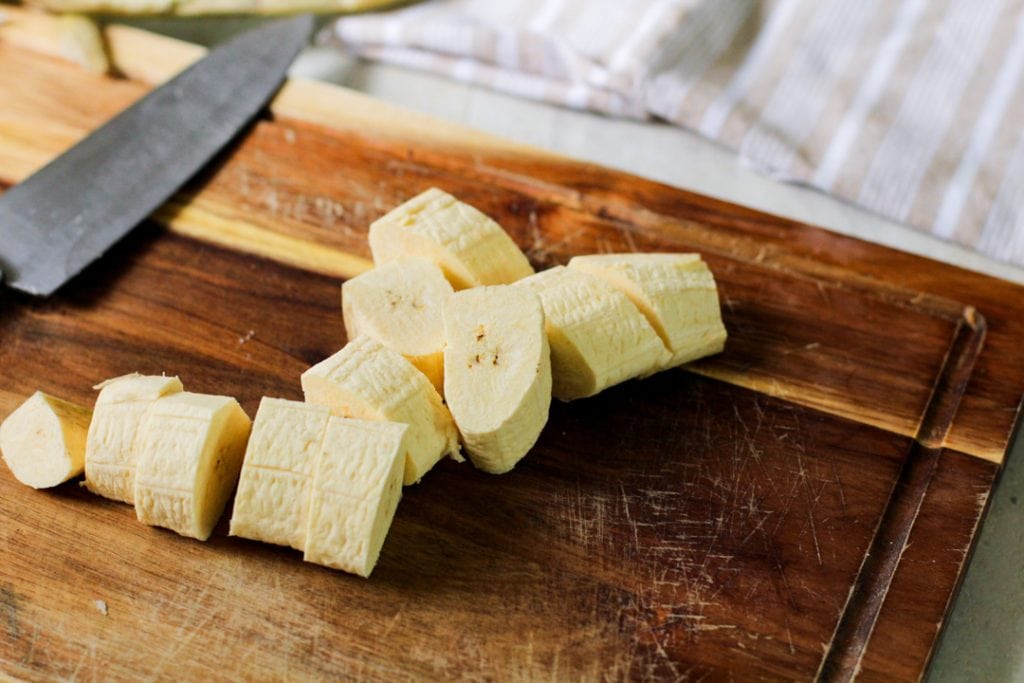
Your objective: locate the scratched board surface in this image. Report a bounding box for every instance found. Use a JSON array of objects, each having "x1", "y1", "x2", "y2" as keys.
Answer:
[{"x1": 1, "y1": 11, "x2": 1023, "y2": 682}]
